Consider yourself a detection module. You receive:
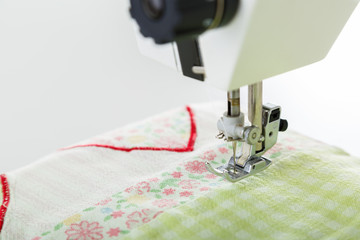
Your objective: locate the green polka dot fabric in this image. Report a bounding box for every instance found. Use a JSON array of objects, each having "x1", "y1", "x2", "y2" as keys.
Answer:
[{"x1": 125, "y1": 142, "x2": 360, "y2": 239}]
